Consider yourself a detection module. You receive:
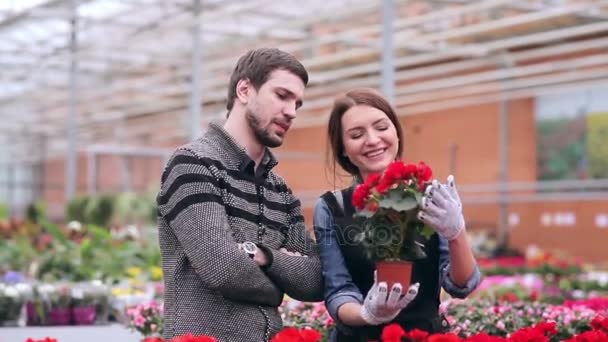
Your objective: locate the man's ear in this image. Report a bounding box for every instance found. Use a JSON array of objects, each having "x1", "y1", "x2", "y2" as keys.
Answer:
[{"x1": 236, "y1": 78, "x2": 251, "y2": 105}]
